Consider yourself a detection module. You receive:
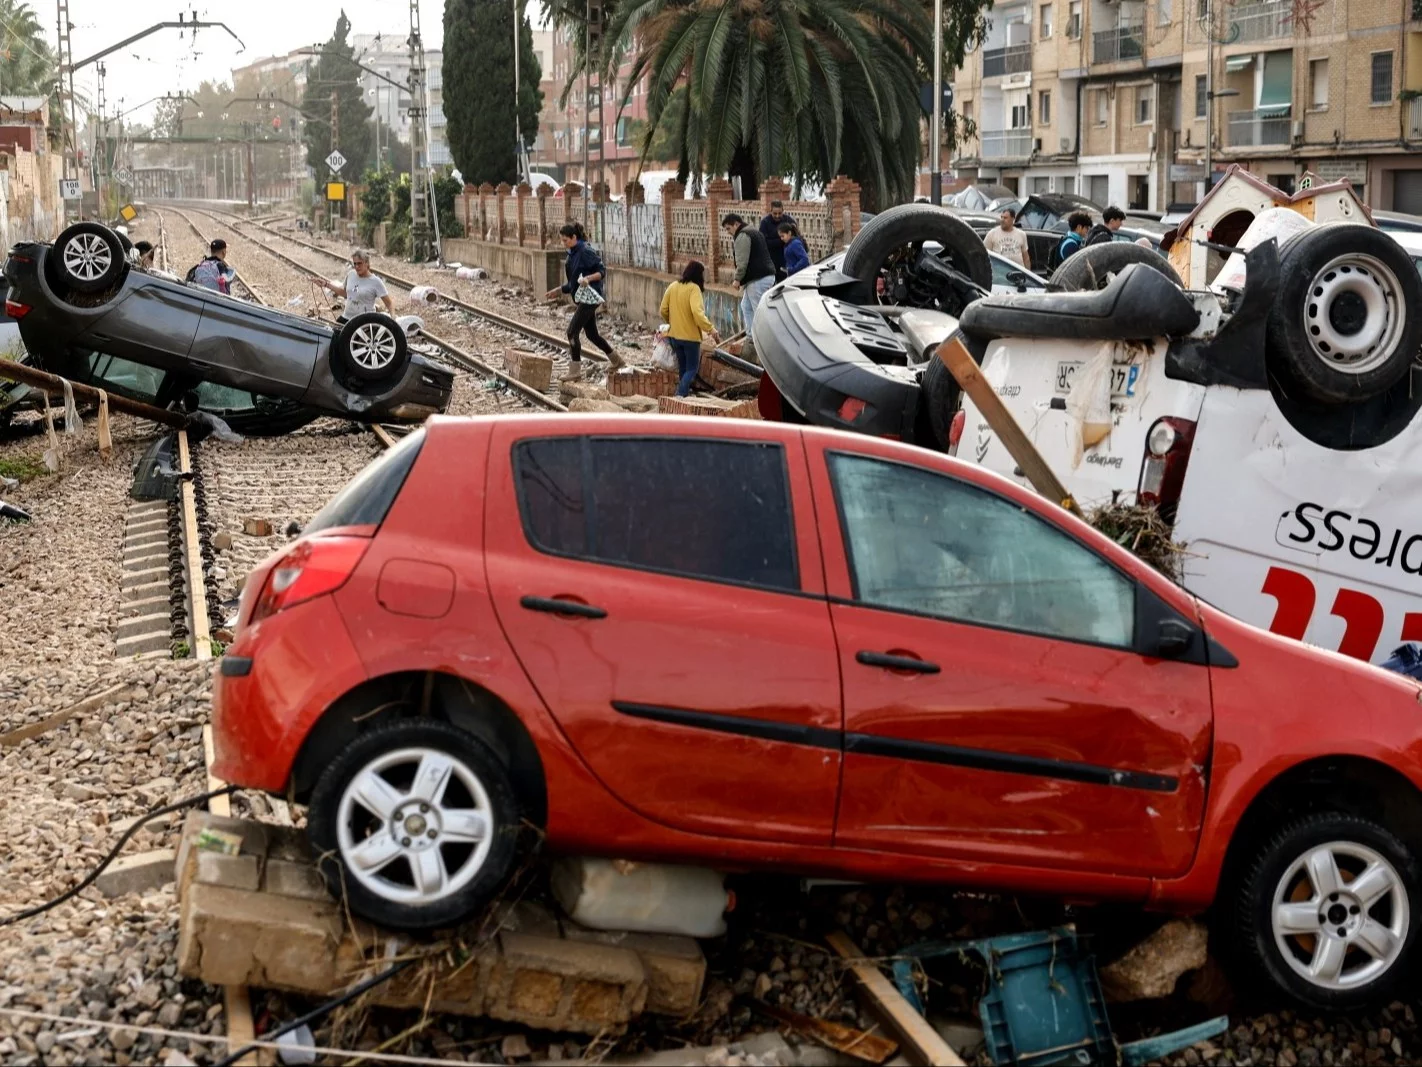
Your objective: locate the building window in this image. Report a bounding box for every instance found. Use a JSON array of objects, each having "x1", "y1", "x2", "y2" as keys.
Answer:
[
  {"x1": 1040, "y1": 3, "x2": 1053, "y2": 37},
  {"x1": 1309, "y1": 58, "x2": 1328, "y2": 109},
  {"x1": 1068, "y1": 0, "x2": 1082, "y2": 37},
  {"x1": 962, "y1": 98, "x2": 973, "y2": 123},
  {"x1": 1195, "y1": 74, "x2": 1207, "y2": 118},
  {"x1": 616, "y1": 117, "x2": 631, "y2": 146},
  {"x1": 1196, "y1": 0, "x2": 1207, "y2": 17},
  {"x1": 1032, "y1": 176, "x2": 1052, "y2": 193},
  {"x1": 1094, "y1": 89, "x2": 1109, "y2": 125},
  {"x1": 1267, "y1": 172, "x2": 1297, "y2": 194},
  {"x1": 1158, "y1": 0, "x2": 1173, "y2": 24},
  {"x1": 1010, "y1": 102, "x2": 1030, "y2": 129},
  {"x1": 1039, "y1": 90, "x2": 1052, "y2": 124},
  {"x1": 1137, "y1": 88, "x2": 1153, "y2": 124},
  {"x1": 1371, "y1": 51, "x2": 1393, "y2": 105}
]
